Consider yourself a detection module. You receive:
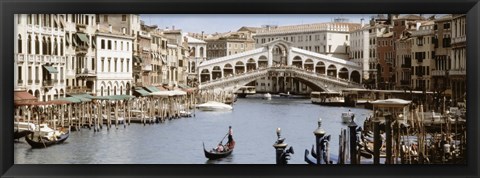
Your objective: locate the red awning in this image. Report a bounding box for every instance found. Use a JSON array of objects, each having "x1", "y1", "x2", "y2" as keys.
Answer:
[{"x1": 14, "y1": 91, "x2": 38, "y2": 105}]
